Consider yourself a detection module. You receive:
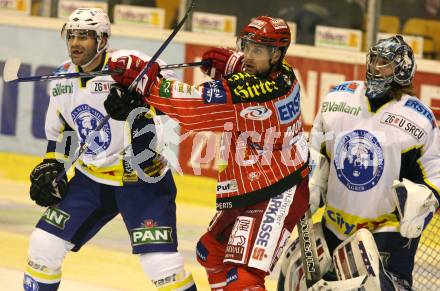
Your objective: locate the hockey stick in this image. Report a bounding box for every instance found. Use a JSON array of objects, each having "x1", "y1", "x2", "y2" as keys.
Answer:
[
  {"x1": 52, "y1": 0, "x2": 197, "y2": 184},
  {"x1": 2, "y1": 58, "x2": 203, "y2": 83},
  {"x1": 127, "y1": 0, "x2": 196, "y2": 92},
  {"x1": 297, "y1": 208, "x2": 321, "y2": 288}
]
